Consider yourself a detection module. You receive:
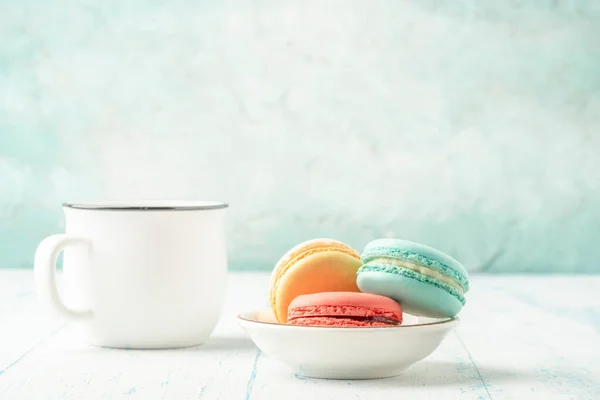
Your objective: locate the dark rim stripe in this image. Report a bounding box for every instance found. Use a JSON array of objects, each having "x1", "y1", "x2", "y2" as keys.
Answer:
[{"x1": 62, "y1": 202, "x2": 228, "y2": 211}]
